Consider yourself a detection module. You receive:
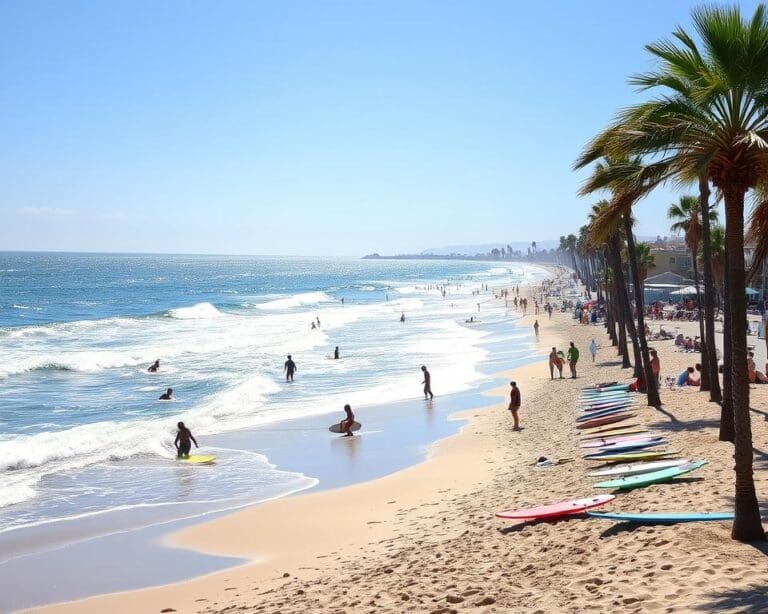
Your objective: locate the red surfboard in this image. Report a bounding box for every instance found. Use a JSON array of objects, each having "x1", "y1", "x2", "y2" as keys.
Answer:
[
  {"x1": 576, "y1": 412, "x2": 635, "y2": 430},
  {"x1": 496, "y1": 495, "x2": 615, "y2": 520}
]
